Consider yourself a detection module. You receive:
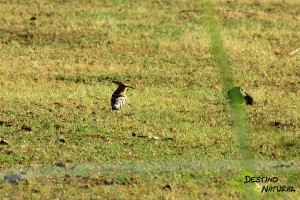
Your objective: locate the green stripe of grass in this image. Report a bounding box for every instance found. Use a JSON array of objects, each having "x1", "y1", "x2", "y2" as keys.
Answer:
[{"x1": 201, "y1": 1, "x2": 258, "y2": 199}]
